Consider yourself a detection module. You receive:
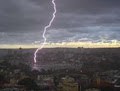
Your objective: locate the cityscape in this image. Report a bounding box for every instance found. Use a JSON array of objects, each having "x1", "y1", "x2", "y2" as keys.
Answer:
[
  {"x1": 0, "y1": 47, "x2": 120, "y2": 91},
  {"x1": 0, "y1": 0, "x2": 120, "y2": 91}
]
